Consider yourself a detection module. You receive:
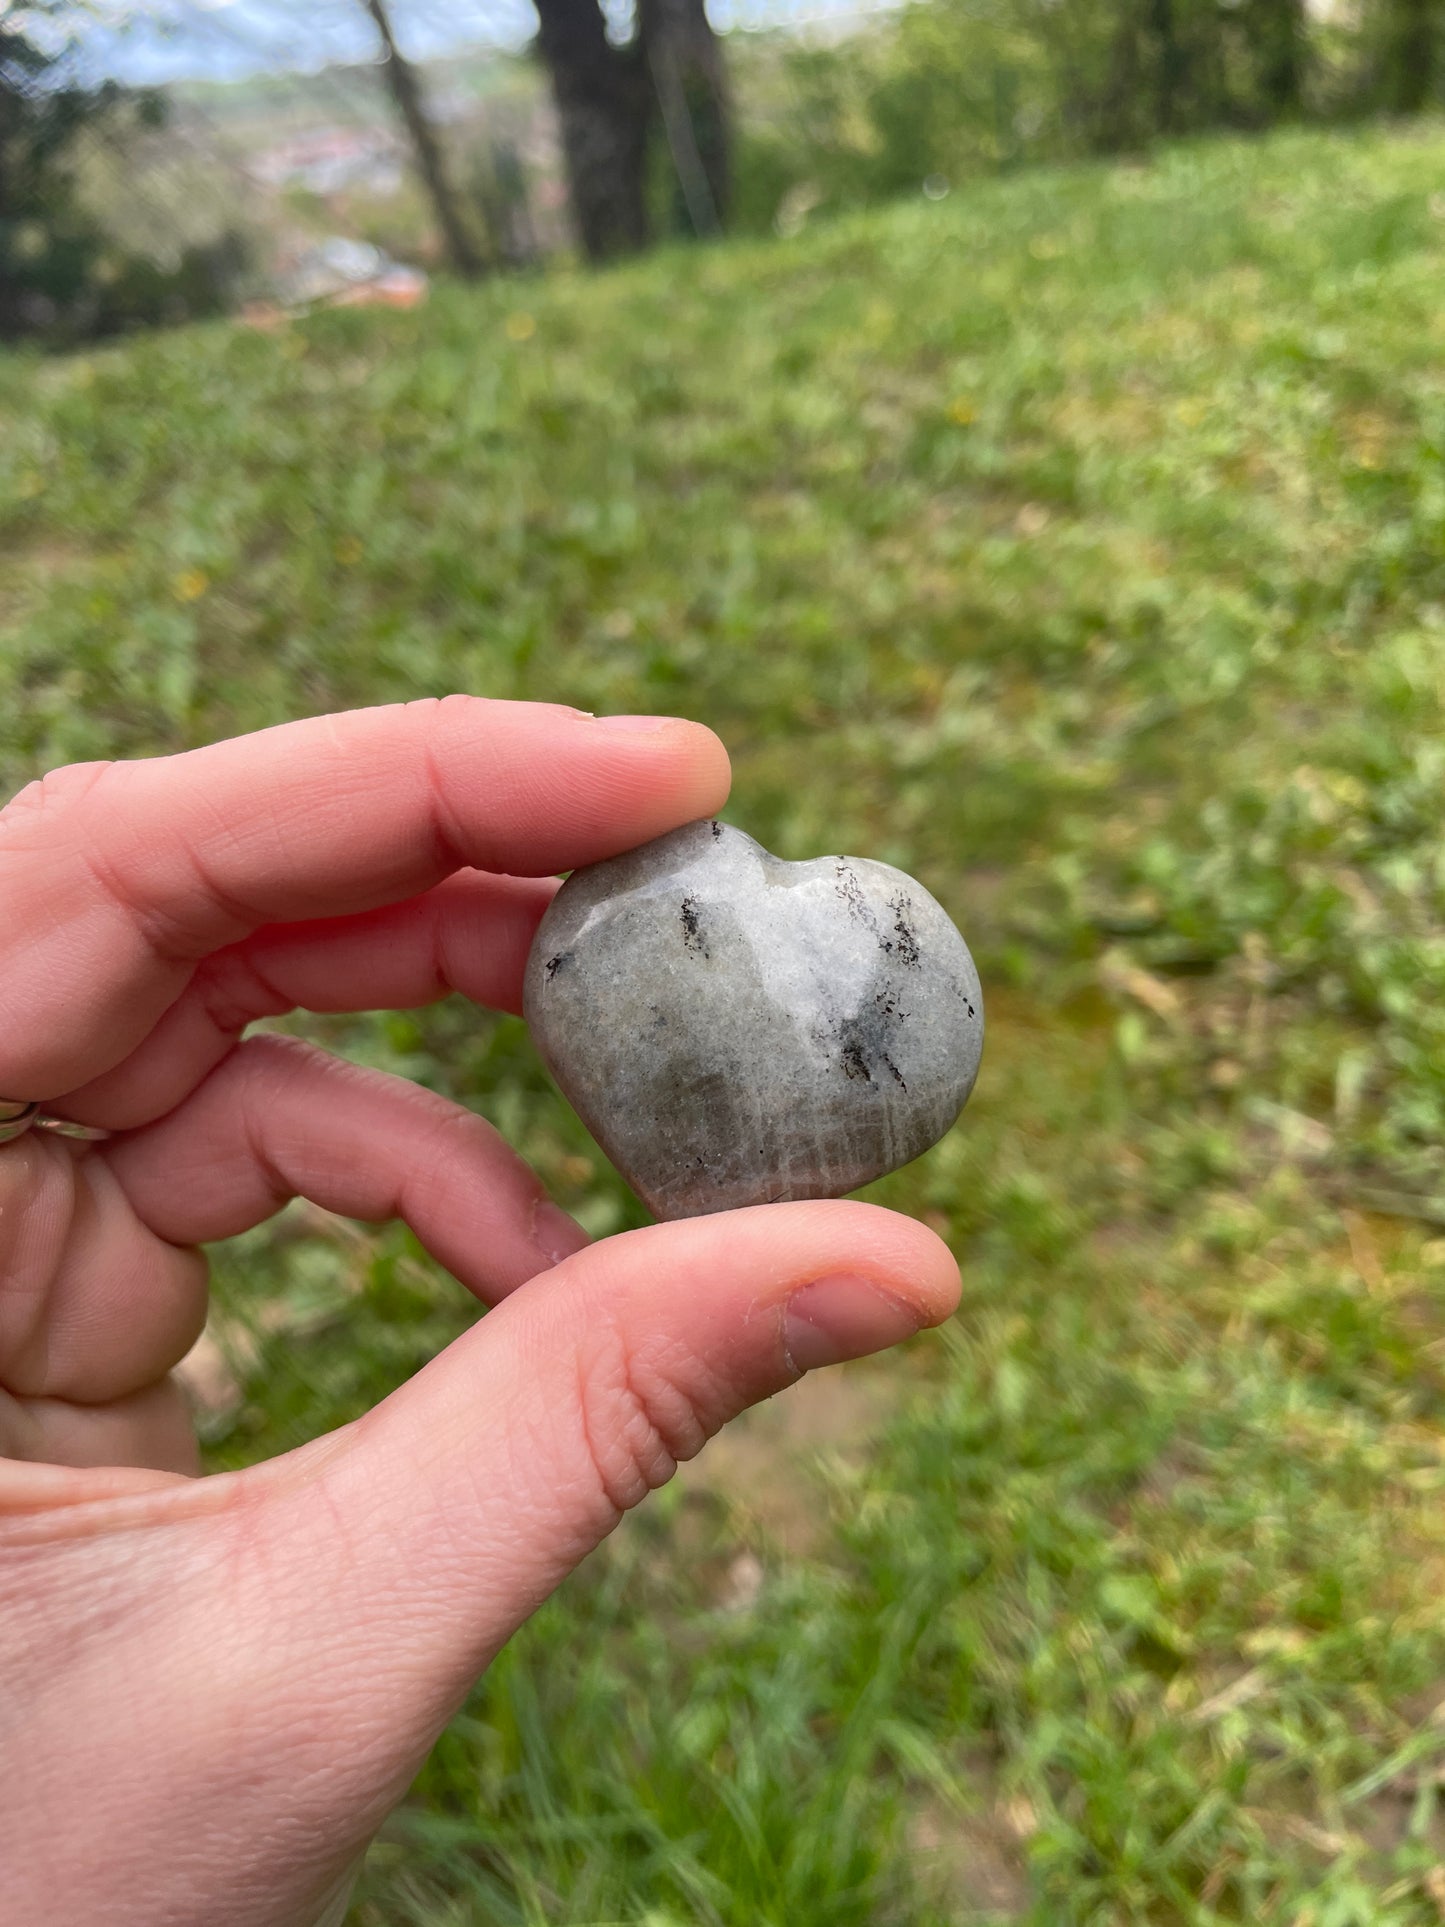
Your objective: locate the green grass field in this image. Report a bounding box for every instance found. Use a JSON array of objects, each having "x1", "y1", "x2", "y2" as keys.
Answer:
[{"x1": 7, "y1": 120, "x2": 1445, "y2": 1924}]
